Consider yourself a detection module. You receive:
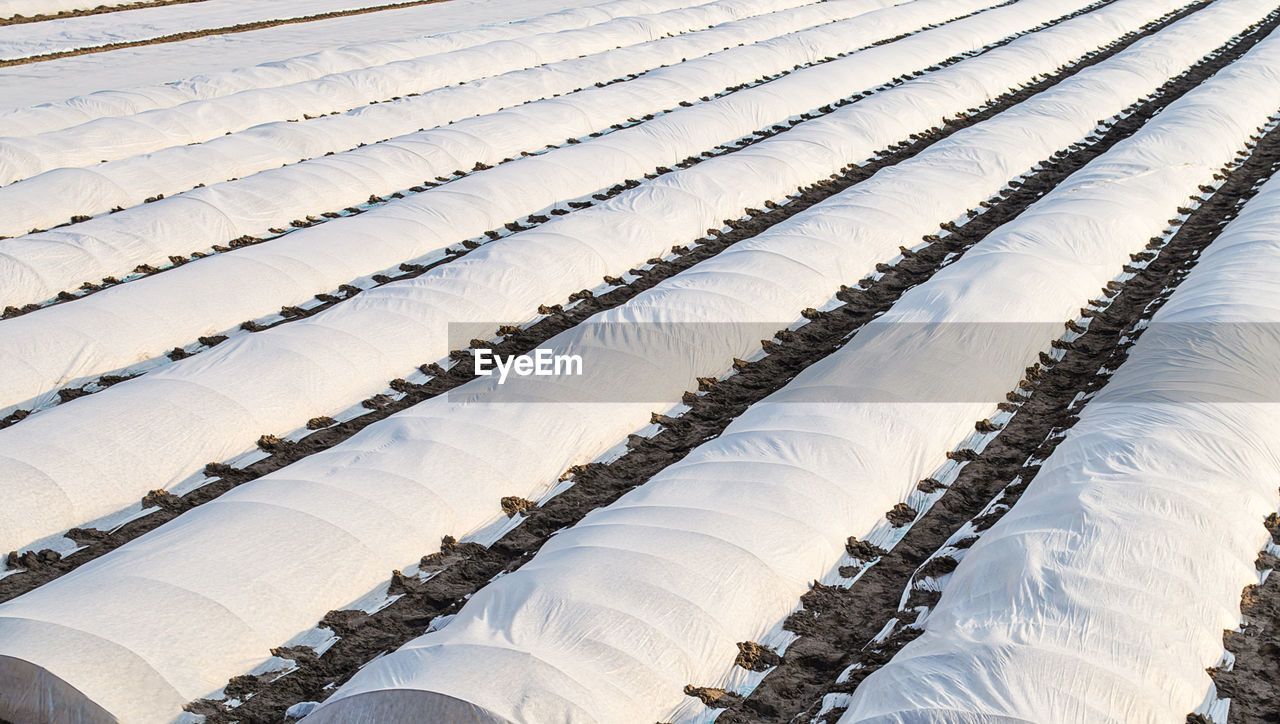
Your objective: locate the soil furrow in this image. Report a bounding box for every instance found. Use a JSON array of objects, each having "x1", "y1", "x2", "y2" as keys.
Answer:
[
  {"x1": 0, "y1": 0, "x2": 458, "y2": 66},
  {"x1": 715, "y1": 46, "x2": 1280, "y2": 724},
  {"x1": 161, "y1": 10, "x2": 1232, "y2": 722},
  {"x1": 0, "y1": 0, "x2": 1165, "y2": 603},
  {"x1": 0, "y1": 0, "x2": 209, "y2": 26}
]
